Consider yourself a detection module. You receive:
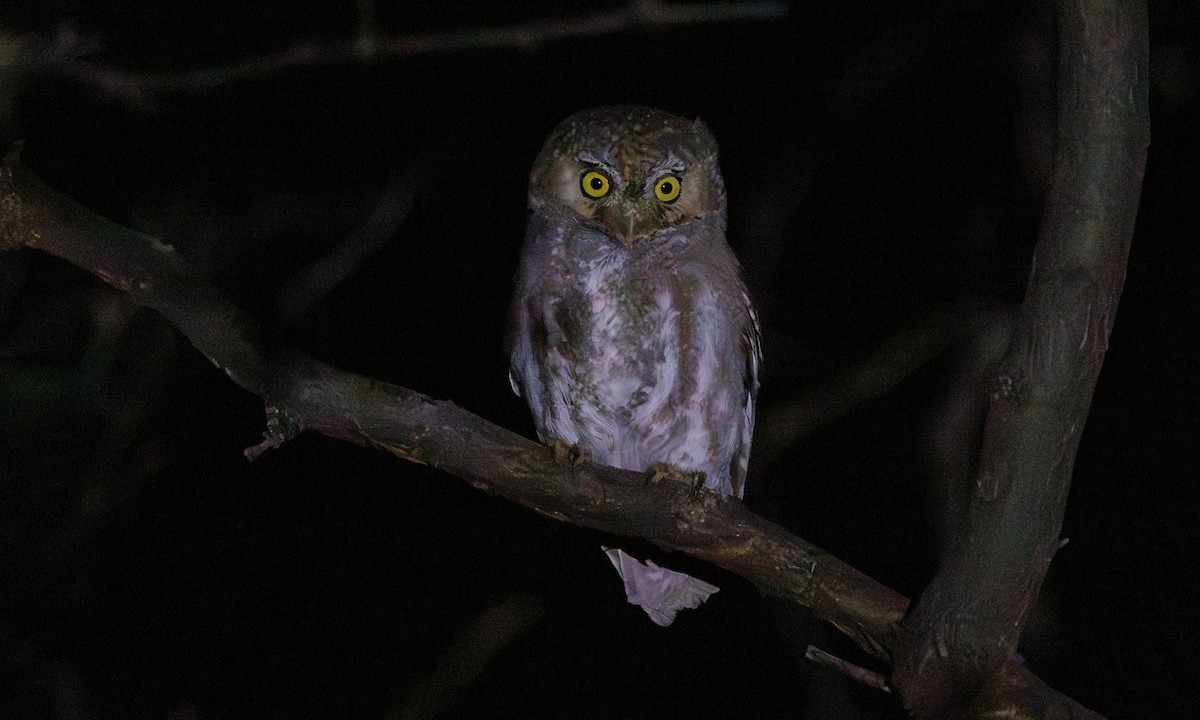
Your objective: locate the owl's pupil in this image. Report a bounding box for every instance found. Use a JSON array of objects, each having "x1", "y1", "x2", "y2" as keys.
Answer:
[
  {"x1": 660, "y1": 181, "x2": 670, "y2": 192},
  {"x1": 590, "y1": 178, "x2": 604, "y2": 190}
]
